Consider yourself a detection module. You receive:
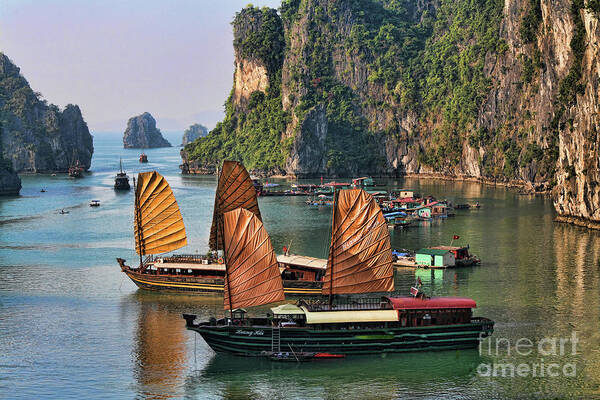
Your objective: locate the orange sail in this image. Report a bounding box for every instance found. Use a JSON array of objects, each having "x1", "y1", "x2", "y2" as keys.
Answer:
[
  {"x1": 222, "y1": 208, "x2": 284, "y2": 310},
  {"x1": 134, "y1": 171, "x2": 187, "y2": 255},
  {"x1": 322, "y1": 189, "x2": 394, "y2": 295},
  {"x1": 209, "y1": 161, "x2": 261, "y2": 251}
]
